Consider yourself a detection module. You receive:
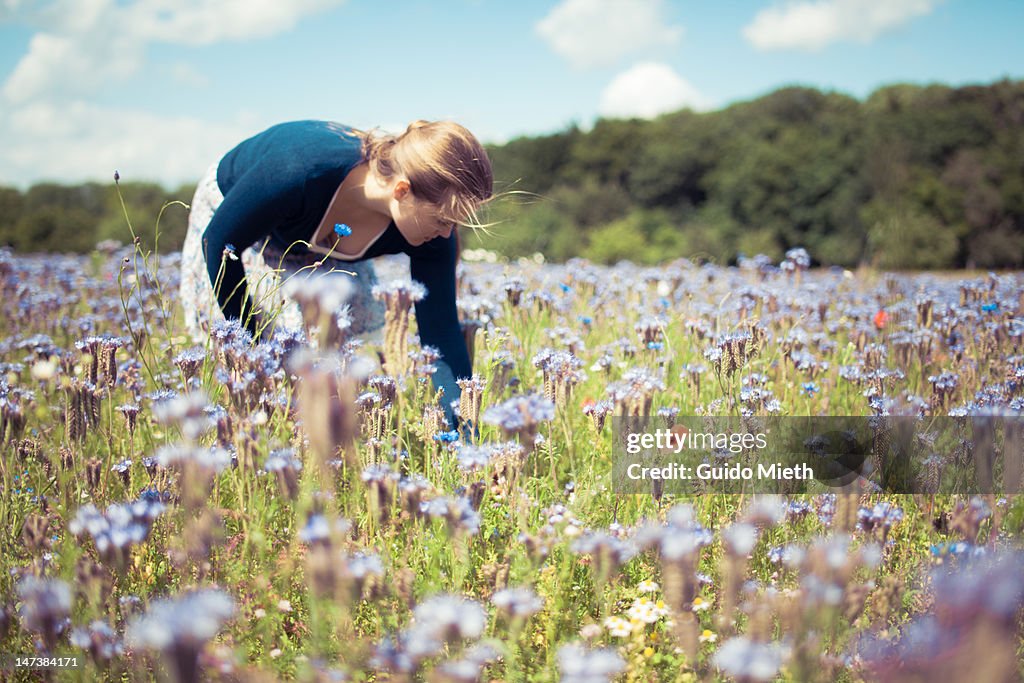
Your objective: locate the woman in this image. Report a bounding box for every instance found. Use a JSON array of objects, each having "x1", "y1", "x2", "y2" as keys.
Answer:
[{"x1": 179, "y1": 119, "x2": 493, "y2": 426}]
